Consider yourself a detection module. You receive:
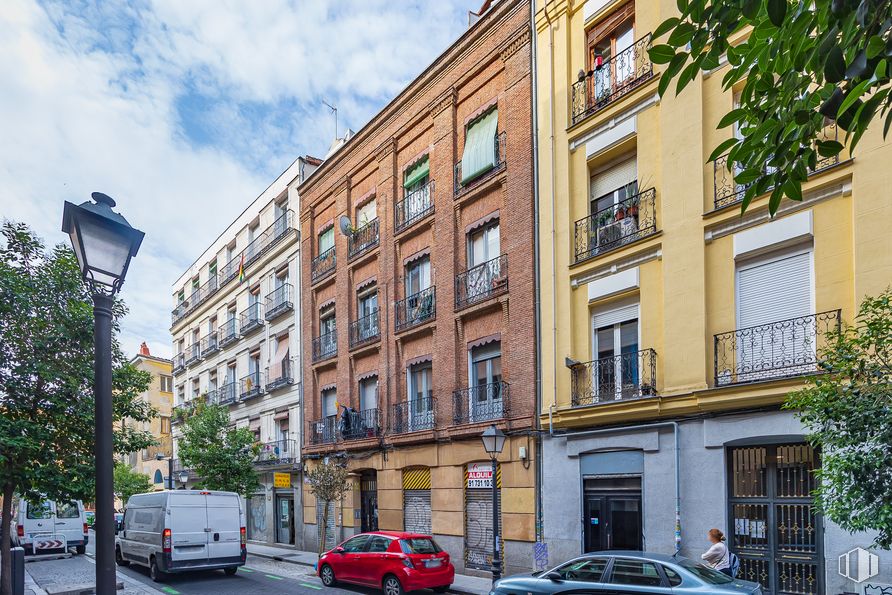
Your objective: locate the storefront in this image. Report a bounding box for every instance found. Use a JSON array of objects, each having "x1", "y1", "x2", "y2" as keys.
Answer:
[
  {"x1": 402, "y1": 467, "x2": 431, "y2": 534},
  {"x1": 274, "y1": 472, "x2": 296, "y2": 545},
  {"x1": 464, "y1": 461, "x2": 502, "y2": 571}
]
